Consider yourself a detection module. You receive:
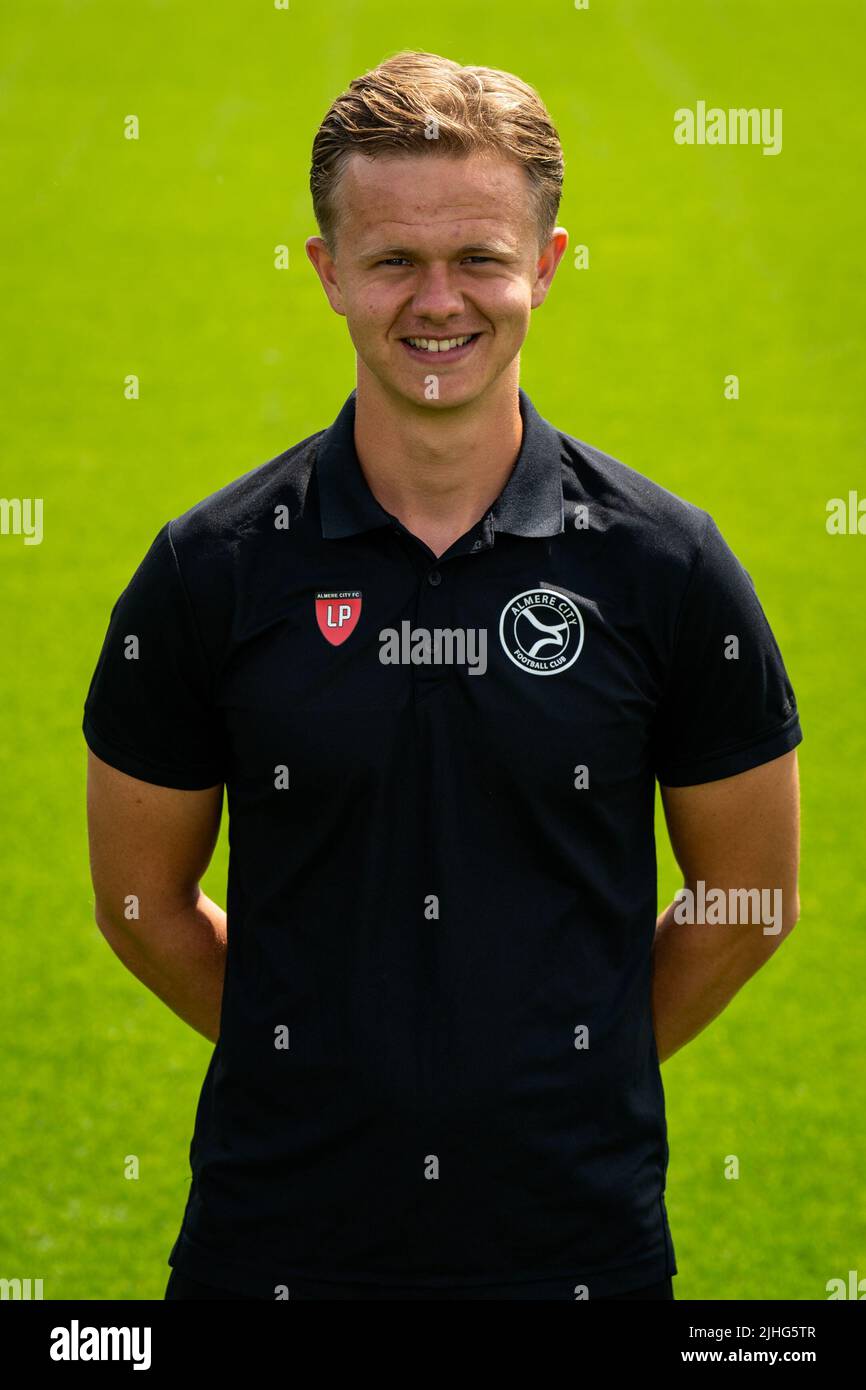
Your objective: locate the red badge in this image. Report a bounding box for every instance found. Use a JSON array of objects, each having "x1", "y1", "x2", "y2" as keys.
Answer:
[{"x1": 315, "y1": 590, "x2": 362, "y2": 645}]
